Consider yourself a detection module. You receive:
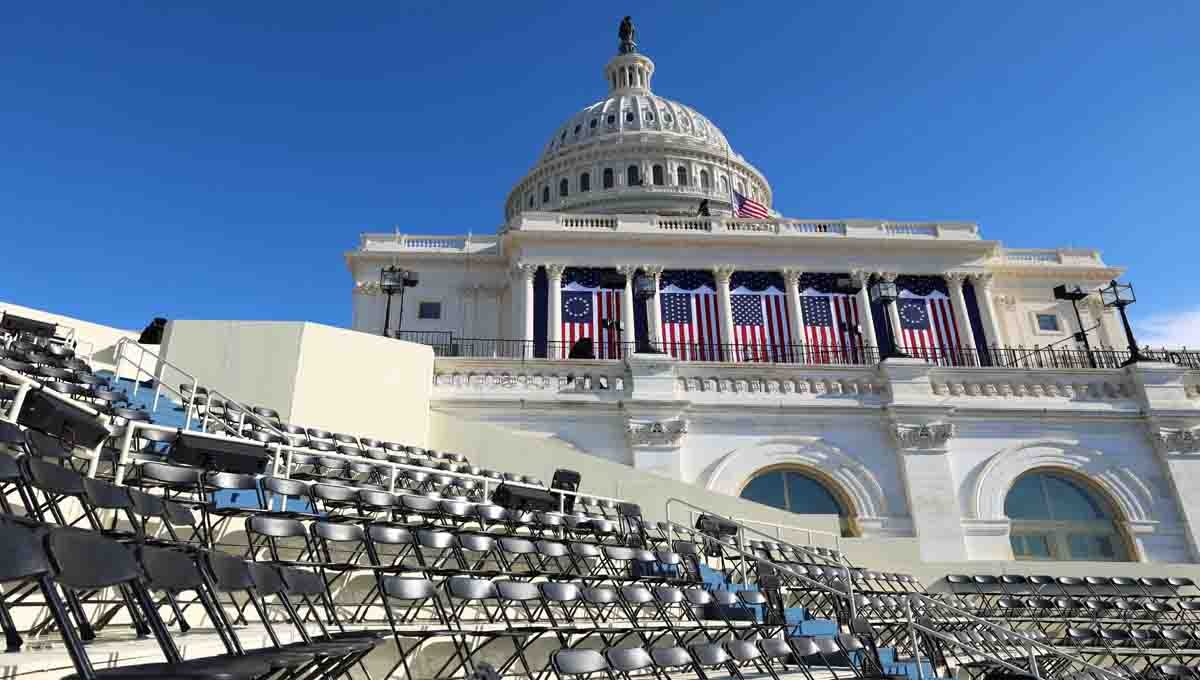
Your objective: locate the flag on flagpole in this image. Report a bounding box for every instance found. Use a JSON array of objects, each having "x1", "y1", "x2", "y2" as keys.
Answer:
[{"x1": 732, "y1": 190, "x2": 770, "y2": 219}]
